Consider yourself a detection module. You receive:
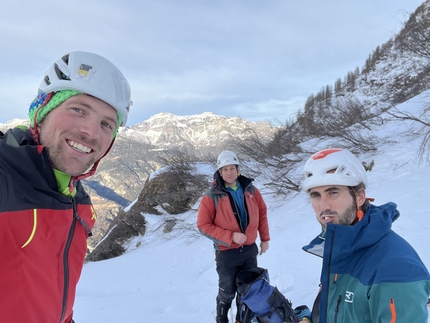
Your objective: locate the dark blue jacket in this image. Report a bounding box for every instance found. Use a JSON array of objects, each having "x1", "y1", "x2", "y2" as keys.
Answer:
[{"x1": 303, "y1": 202, "x2": 430, "y2": 322}]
